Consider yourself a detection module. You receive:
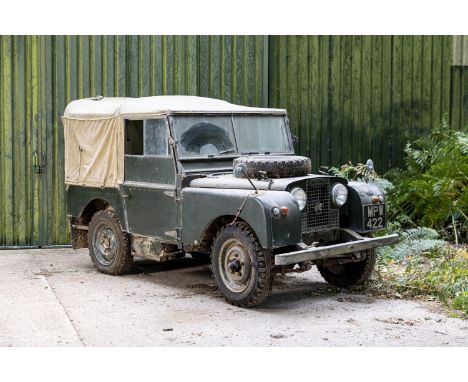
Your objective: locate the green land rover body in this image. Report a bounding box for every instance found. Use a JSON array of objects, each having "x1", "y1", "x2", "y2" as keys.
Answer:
[{"x1": 63, "y1": 96, "x2": 398, "y2": 307}]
